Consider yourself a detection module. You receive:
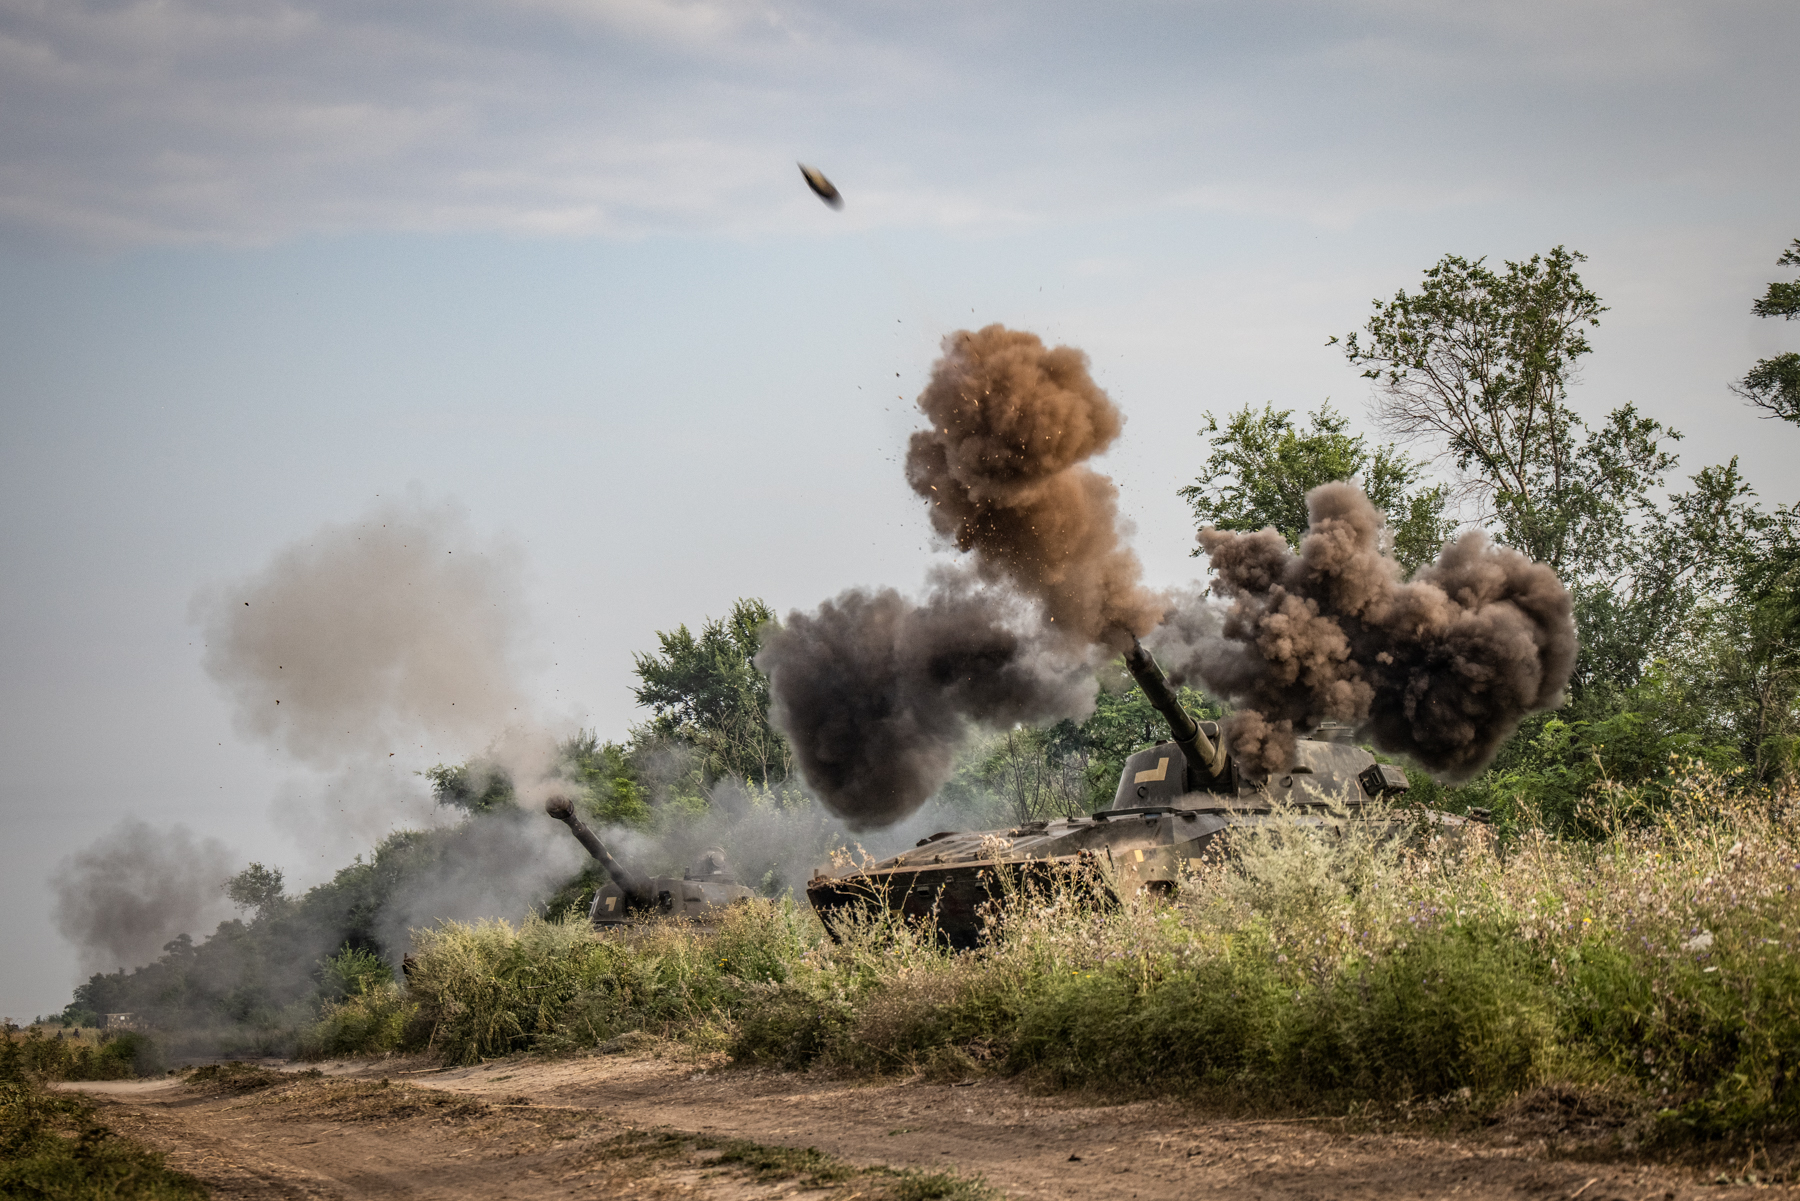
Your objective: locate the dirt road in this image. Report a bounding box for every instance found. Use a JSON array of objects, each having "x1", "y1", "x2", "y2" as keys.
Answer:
[{"x1": 60, "y1": 1053, "x2": 1788, "y2": 1200}]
